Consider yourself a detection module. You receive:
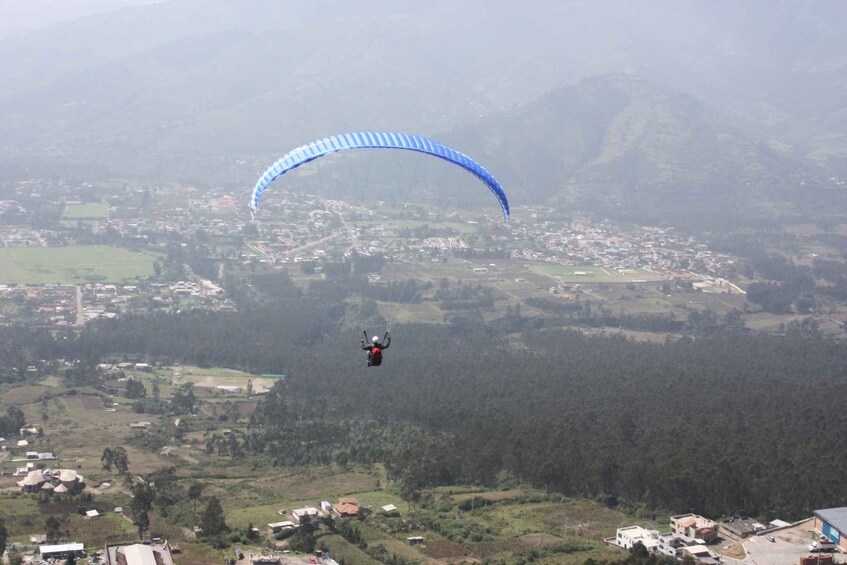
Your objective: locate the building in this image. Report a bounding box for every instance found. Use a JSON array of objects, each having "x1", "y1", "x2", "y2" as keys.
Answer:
[
  {"x1": 250, "y1": 557, "x2": 282, "y2": 565},
  {"x1": 813, "y1": 508, "x2": 847, "y2": 551},
  {"x1": 721, "y1": 516, "x2": 766, "y2": 539},
  {"x1": 40, "y1": 543, "x2": 84, "y2": 561},
  {"x1": 615, "y1": 526, "x2": 660, "y2": 550},
  {"x1": 16, "y1": 468, "x2": 85, "y2": 493},
  {"x1": 105, "y1": 542, "x2": 174, "y2": 565},
  {"x1": 334, "y1": 497, "x2": 359, "y2": 518},
  {"x1": 657, "y1": 533, "x2": 698, "y2": 558},
  {"x1": 267, "y1": 521, "x2": 295, "y2": 534},
  {"x1": 681, "y1": 545, "x2": 722, "y2": 564},
  {"x1": 292, "y1": 507, "x2": 319, "y2": 525},
  {"x1": 671, "y1": 513, "x2": 719, "y2": 543}
]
